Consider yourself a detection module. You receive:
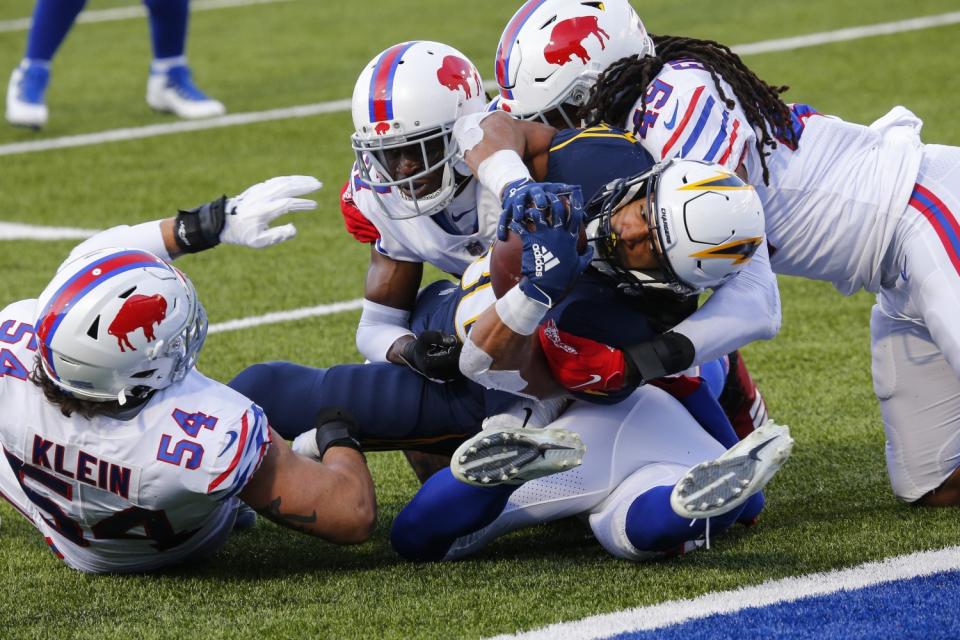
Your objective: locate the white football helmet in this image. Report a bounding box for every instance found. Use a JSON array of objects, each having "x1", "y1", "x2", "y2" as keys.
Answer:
[
  {"x1": 585, "y1": 159, "x2": 765, "y2": 296},
  {"x1": 34, "y1": 248, "x2": 207, "y2": 404},
  {"x1": 494, "y1": 0, "x2": 654, "y2": 126},
  {"x1": 350, "y1": 41, "x2": 487, "y2": 219}
]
